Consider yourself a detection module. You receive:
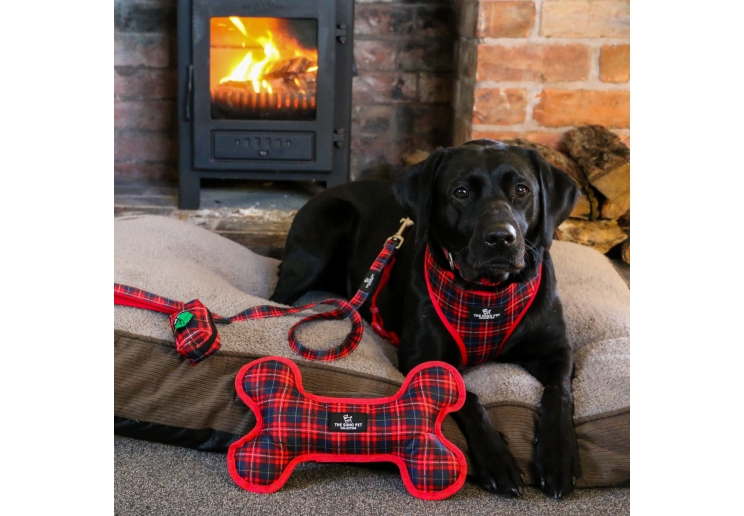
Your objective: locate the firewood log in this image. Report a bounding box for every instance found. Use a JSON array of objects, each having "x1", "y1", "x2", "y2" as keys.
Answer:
[
  {"x1": 554, "y1": 218, "x2": 628, "y2": 255},
  {"x1": 620, "y1": 238, "x2": 630, "y2": 264},
  {"x1": 561, "y1": 126, "x2": 630, "y2": 218}
]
